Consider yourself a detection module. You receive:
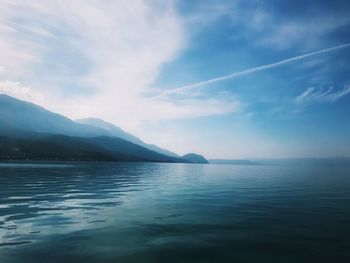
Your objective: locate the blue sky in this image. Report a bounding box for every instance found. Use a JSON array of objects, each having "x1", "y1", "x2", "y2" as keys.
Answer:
[{"x1": 0, "y1": 0, "x2": 349, "y2": 158}]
